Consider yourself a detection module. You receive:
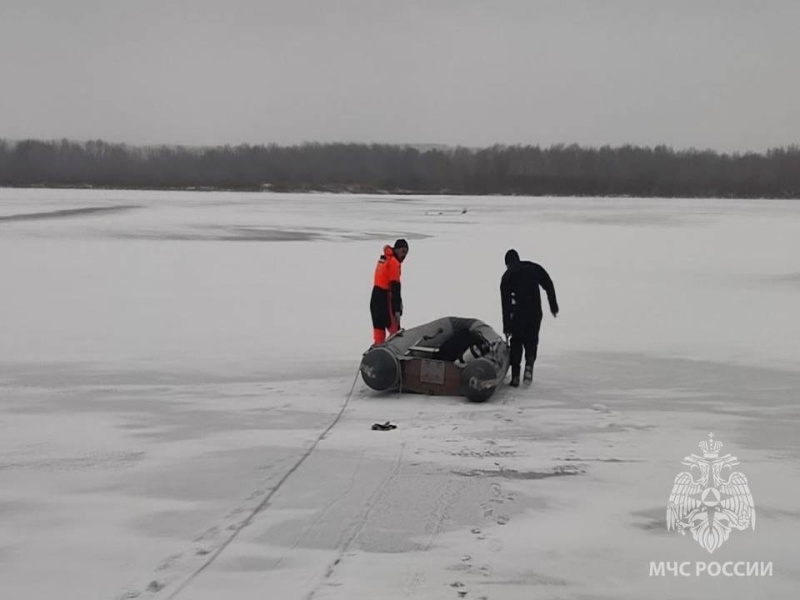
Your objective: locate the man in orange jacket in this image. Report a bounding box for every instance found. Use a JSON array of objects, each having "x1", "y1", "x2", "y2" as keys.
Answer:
[{"x1": 370, "y1": 239, "x2": 409, "y2": 344}]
